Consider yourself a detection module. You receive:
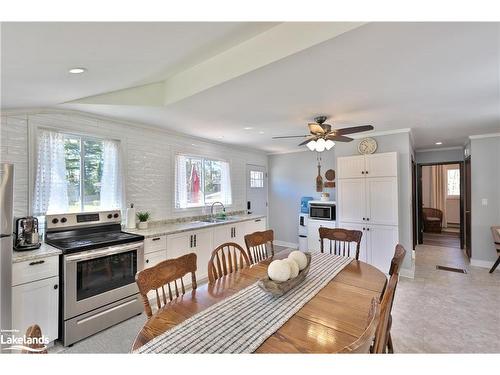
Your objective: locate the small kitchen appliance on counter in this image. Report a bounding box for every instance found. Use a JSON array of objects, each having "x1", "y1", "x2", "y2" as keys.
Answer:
[
  {"x1": 14, "y1": 216, "x2": 41, "y2": 251},
  {"x1": 300, "y1": 197, "x2": 314, "y2": 214}
]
